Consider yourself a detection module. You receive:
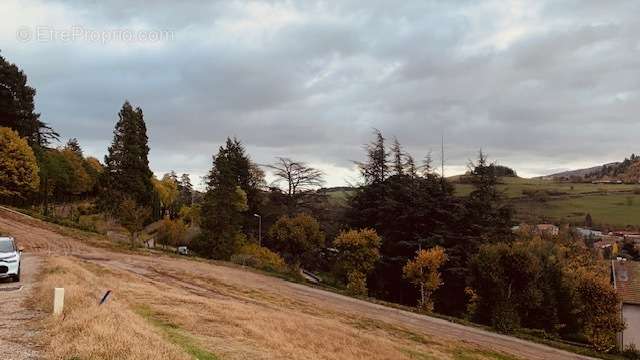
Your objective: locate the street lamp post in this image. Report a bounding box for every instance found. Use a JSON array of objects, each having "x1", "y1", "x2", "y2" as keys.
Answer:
[{"x1": 253, "y1": 214, "x2": 262, "y2": 246}]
